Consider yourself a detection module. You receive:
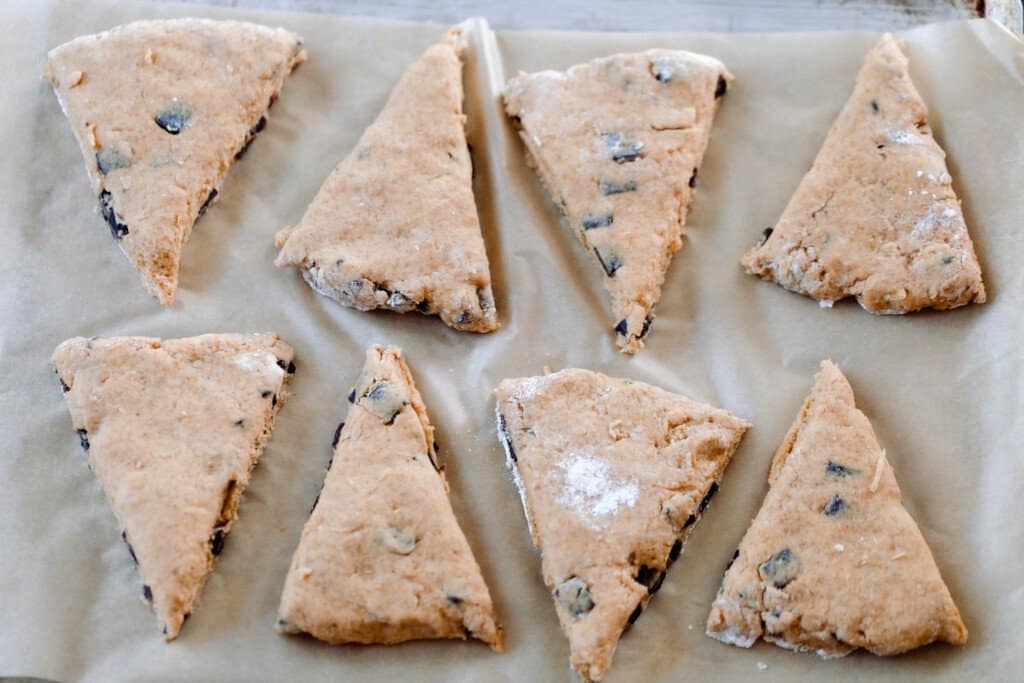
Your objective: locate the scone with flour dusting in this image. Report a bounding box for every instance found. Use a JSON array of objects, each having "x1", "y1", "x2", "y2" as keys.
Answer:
[
  {"x1": 275, "y1": 29, "x2": 498, "y2": 333},
  {"x1": 503, "y1": 50, "x2": 732, "y2": 353},
  {"x1": 45, "y1": 19, "x2": 306, "y2": 304},
  {"x1": 277, "y1": 345, "x2": 501, "y2": 649},
  {"x1": 741, "y1": 34, "x2": 985, "y2": 313},
  {"x1": 52, "y1": 333, "x2": 295, "y2": 639},
  {"x1": 495, "y1": 369, "x2": 749, "y2": 681},
  {"x1": 706, "y1": 360, "x2": 967, "y2": 657}
]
